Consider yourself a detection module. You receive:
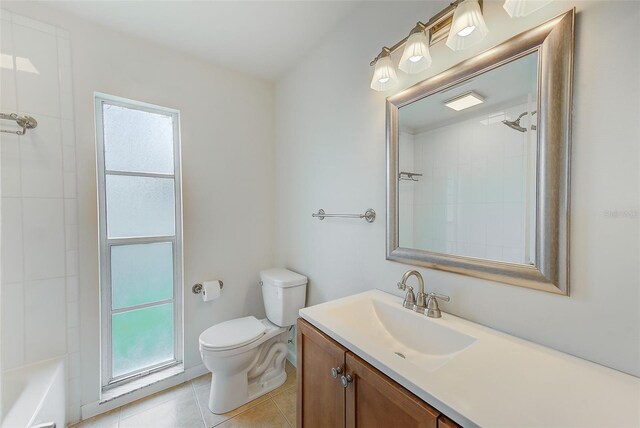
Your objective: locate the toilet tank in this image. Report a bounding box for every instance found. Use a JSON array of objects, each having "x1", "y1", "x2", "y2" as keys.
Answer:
[{"x1": 260, "y1": 268, "x2": 307, "y2": 327}]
